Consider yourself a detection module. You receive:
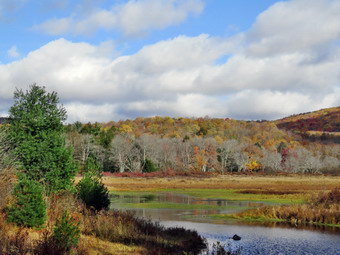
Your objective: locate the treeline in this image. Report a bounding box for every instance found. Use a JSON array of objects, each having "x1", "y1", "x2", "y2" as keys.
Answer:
[{"x1": 65, "y1": 117, "x2": 340, "y2": 174}]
